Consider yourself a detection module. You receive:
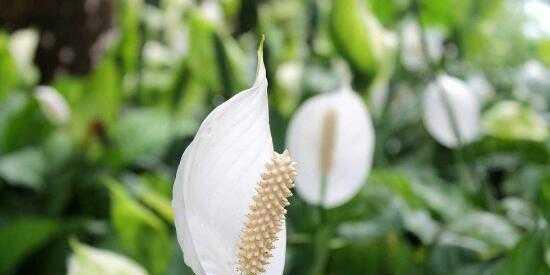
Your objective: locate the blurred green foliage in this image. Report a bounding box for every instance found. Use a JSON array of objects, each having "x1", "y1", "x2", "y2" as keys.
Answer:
[{"x1": 1, "y1": 0, "x2": 549, "y2": 274}]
